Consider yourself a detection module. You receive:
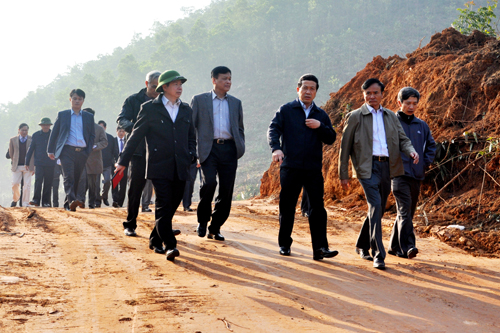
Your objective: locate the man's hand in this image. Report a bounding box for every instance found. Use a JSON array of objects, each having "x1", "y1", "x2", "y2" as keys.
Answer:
[
  {"x1": 272, "y1": 149, "x2": 284, "y2": 165},
  {"x1": 305, "y1": 119, "x2": 321, "y2": 129},
  {"x1": 341, "y1": 179, "x2": 350, "y2": 190},
  {"x1": 48, "y1": 153, "x2": 55, "y2": 160},
  {"x1": 410, "y1": 152, "x2": 419, "y2": 164},
  {"x1": 114, "y1": 164, "x2": 126, "y2": 175},
  {"x1": 25, "y1": 165, "x2": 29, "y2": 171}
]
